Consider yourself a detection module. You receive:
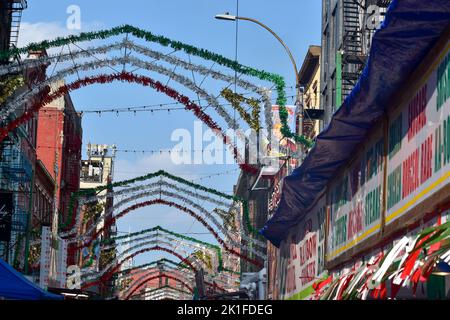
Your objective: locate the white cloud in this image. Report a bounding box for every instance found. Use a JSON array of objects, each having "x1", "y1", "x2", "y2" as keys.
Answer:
[
  {"x1": 18, "y1": 20, "x2": 105, "y2": 48},
  {"x1": 18, "y1": 22, "x2": 70, "y2": 47}
]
